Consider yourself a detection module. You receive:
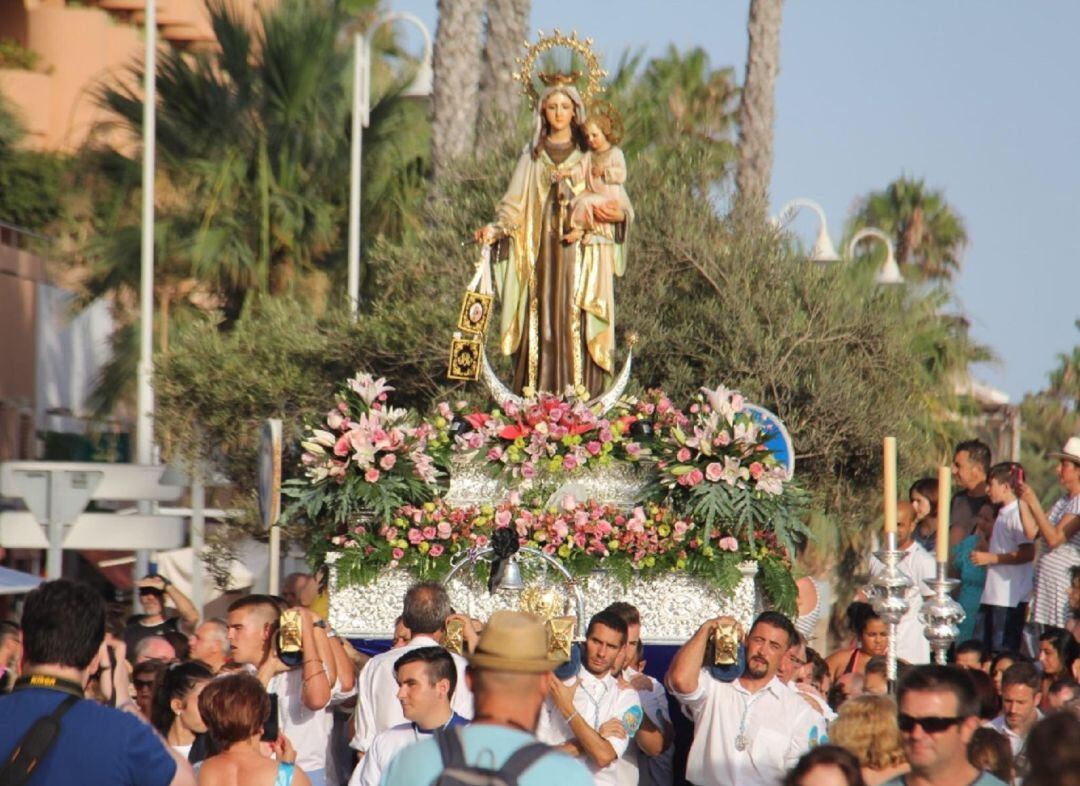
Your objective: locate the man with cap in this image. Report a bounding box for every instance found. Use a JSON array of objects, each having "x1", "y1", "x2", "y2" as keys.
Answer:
[{"x1": 380, "y1": 610, "x2": 593, "y2": 786}]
